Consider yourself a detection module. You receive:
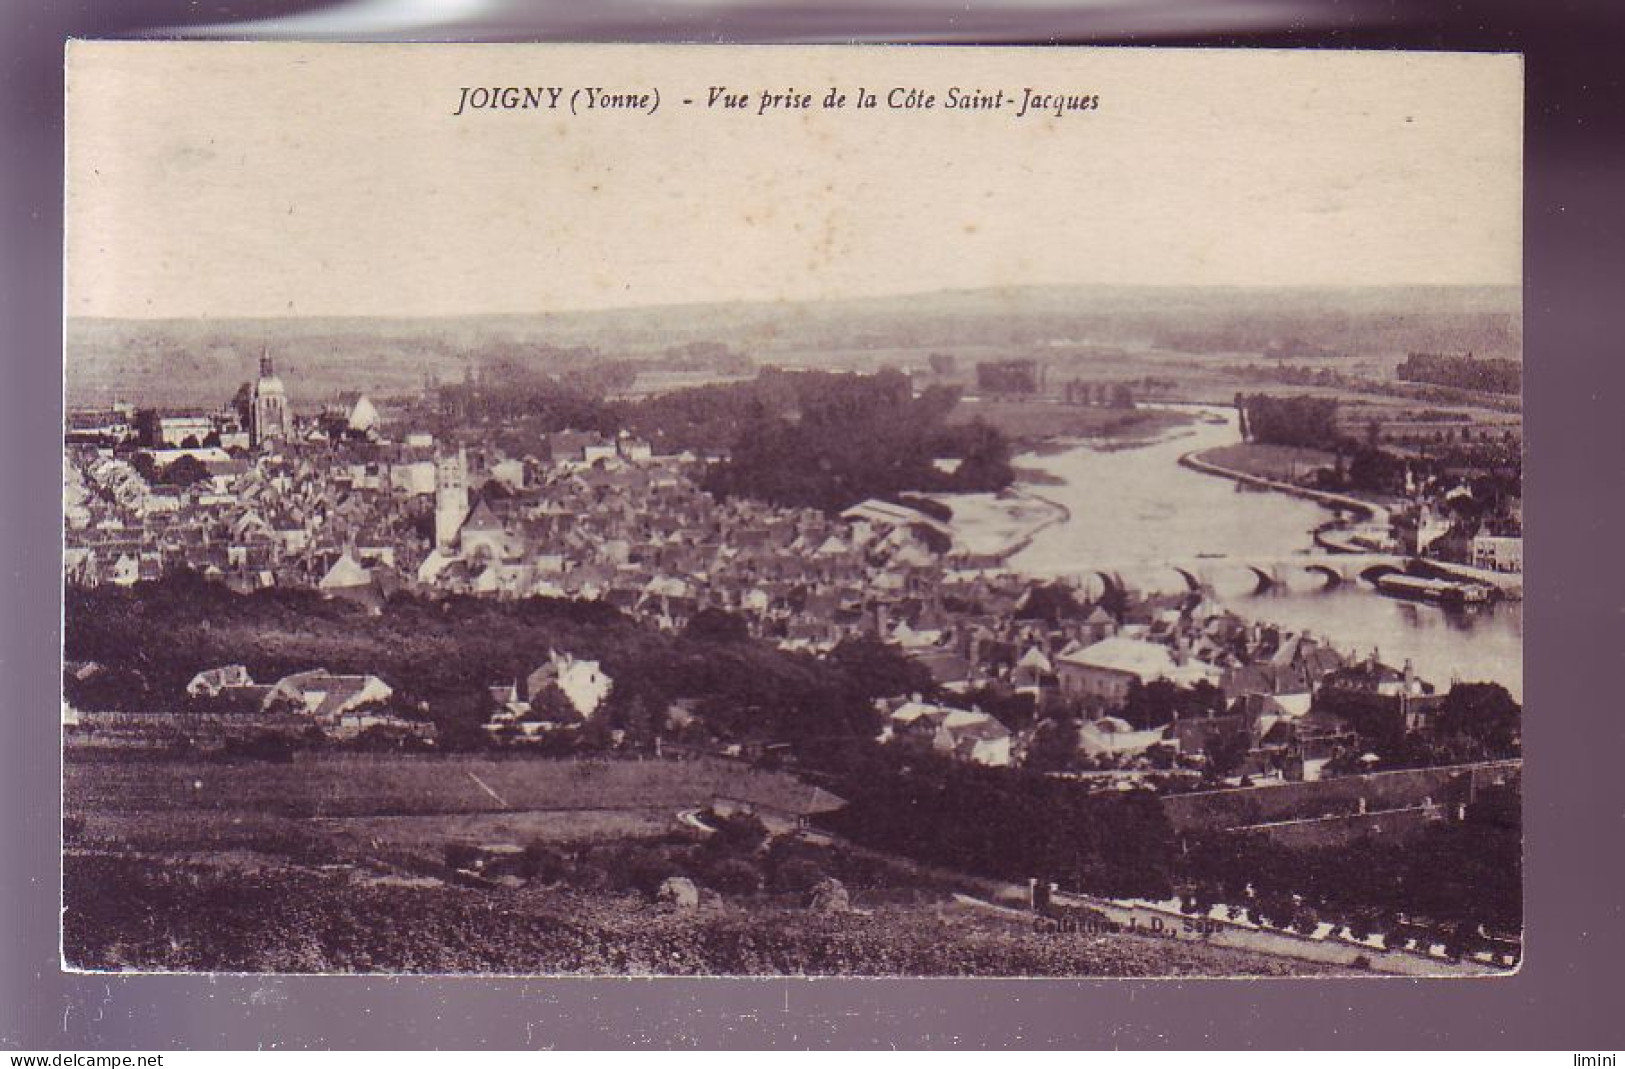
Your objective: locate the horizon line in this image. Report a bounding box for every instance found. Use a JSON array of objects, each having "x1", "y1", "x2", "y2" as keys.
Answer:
[{"x1": 67, "y1": 280, "x2": 1524, "y2": 324}]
